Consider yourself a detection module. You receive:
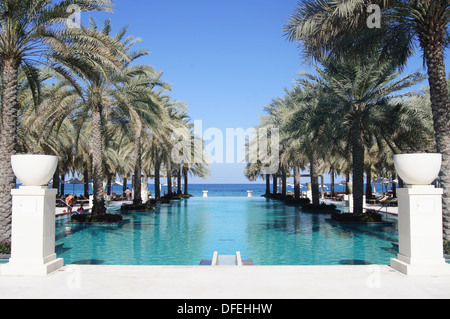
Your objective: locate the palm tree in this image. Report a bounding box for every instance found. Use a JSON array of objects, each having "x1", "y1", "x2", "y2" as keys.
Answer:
[
  {"x1": 244, "y1": 132, "x2": 275, "y2": 196},
  {"x1": 112, "y1": 65, "x2": 170, "y2": 204},
  {"x1": 181, "y1": 131, "x2": 210, "y2": 196},
  {"x1": 282, "y1": 84, "x2": 327, "y2": 206},
  {"x1": 285, "y1": 0, "x2": 450, "y2": 233},
  {"x1": 0, "y1": 0, "x2": 113, "y2": 240},
  {"x1": 302, "y1": 53, "x2": 425, "y2": 214},
  {"x1": 49, "y1": 19, "x2": 149, "y2": 215}
]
